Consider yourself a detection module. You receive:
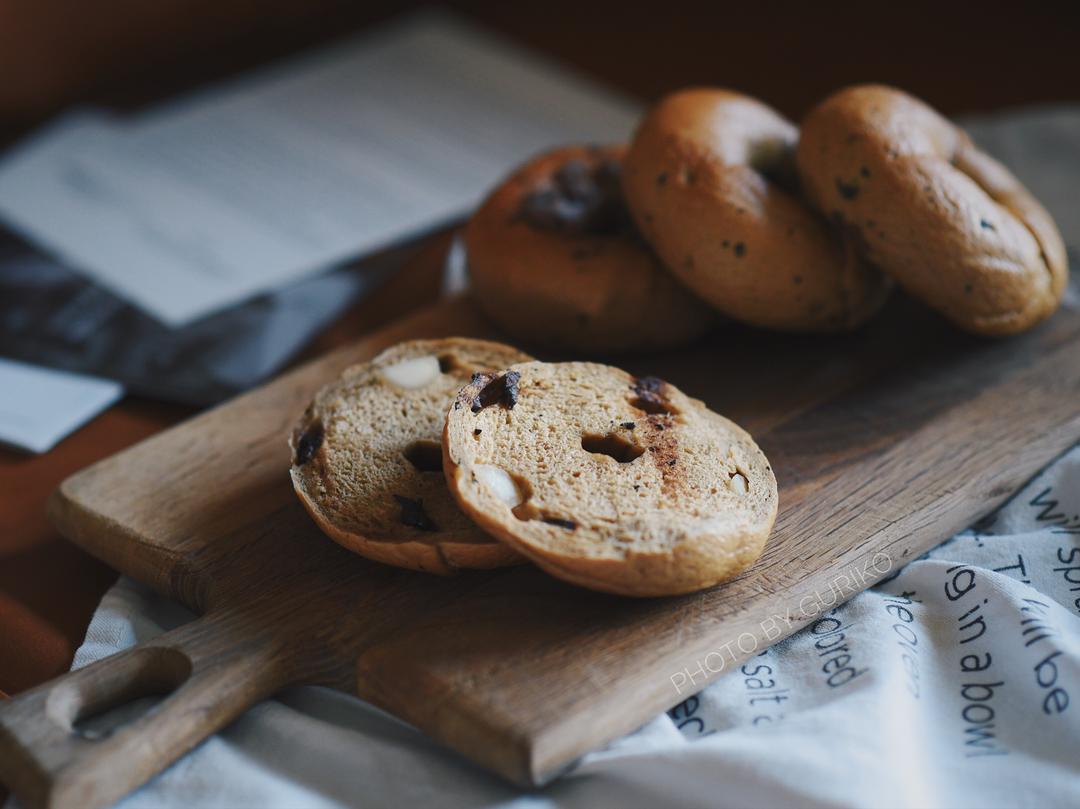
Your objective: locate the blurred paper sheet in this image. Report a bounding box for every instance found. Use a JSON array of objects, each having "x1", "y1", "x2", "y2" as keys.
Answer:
[
  {"x1": 0, "y1": 358, "x2": 122, "y2": 453},
  {"x1": 0, "y1": 11, "x2": 639, "y2": 326}
]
